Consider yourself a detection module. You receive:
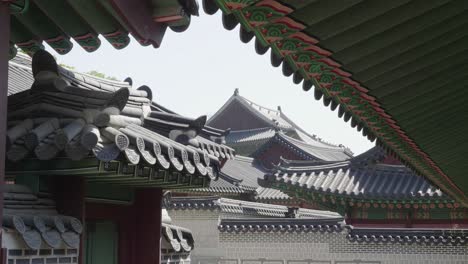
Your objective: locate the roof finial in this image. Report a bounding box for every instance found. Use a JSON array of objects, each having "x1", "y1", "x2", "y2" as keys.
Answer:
[
  {"x1": 277, "y1": 105, "x2": 282, "y2": 112},
  {"x1": 234, "y1": 88, "x2": 239, "y2": 96}
]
